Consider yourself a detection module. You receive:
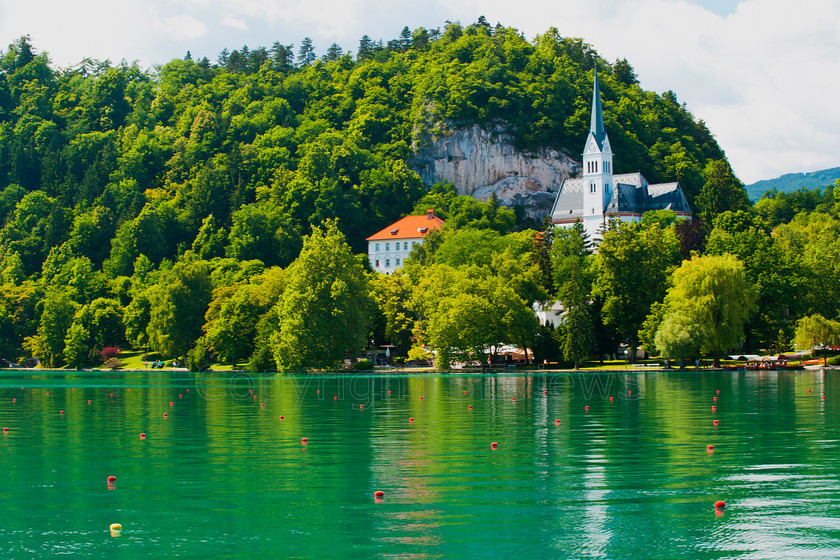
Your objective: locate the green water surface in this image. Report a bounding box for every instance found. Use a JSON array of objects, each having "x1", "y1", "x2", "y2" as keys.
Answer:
[{"x1": 0, "y1": 370, "x2": 838, "y2": 559}]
